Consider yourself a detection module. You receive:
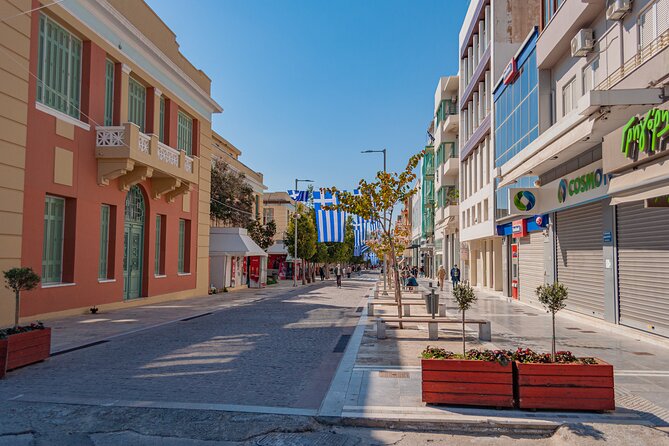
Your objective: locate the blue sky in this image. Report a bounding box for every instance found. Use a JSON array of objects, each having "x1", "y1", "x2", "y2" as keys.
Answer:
[{"x1": 146, "y1": 0, "x2": 468, "y2": 192}]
